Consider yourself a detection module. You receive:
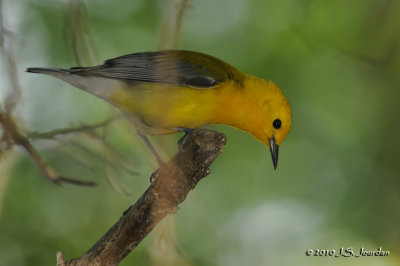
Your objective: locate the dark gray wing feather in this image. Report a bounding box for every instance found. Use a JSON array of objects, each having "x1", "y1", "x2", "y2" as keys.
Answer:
[{"x1": 69, "y1": 50, "x2": 244, "y2": 88}]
